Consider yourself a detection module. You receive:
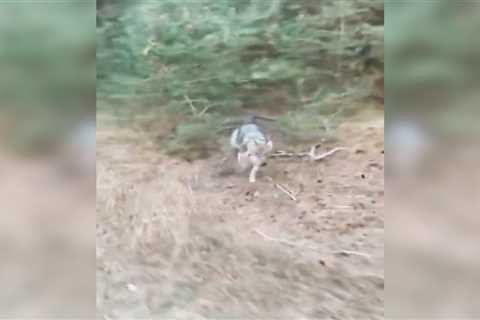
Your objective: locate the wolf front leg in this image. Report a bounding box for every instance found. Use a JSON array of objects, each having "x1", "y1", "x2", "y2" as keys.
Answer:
[
  {"x1": 237, "y1": 151, "x2": 251, "y2": 172},
  {"x1": 231, "y1": 148, "x2": 239, "y2": 163},
  {"x1": 249, "y1": 164, "x2": 259, "y2": 183}
]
